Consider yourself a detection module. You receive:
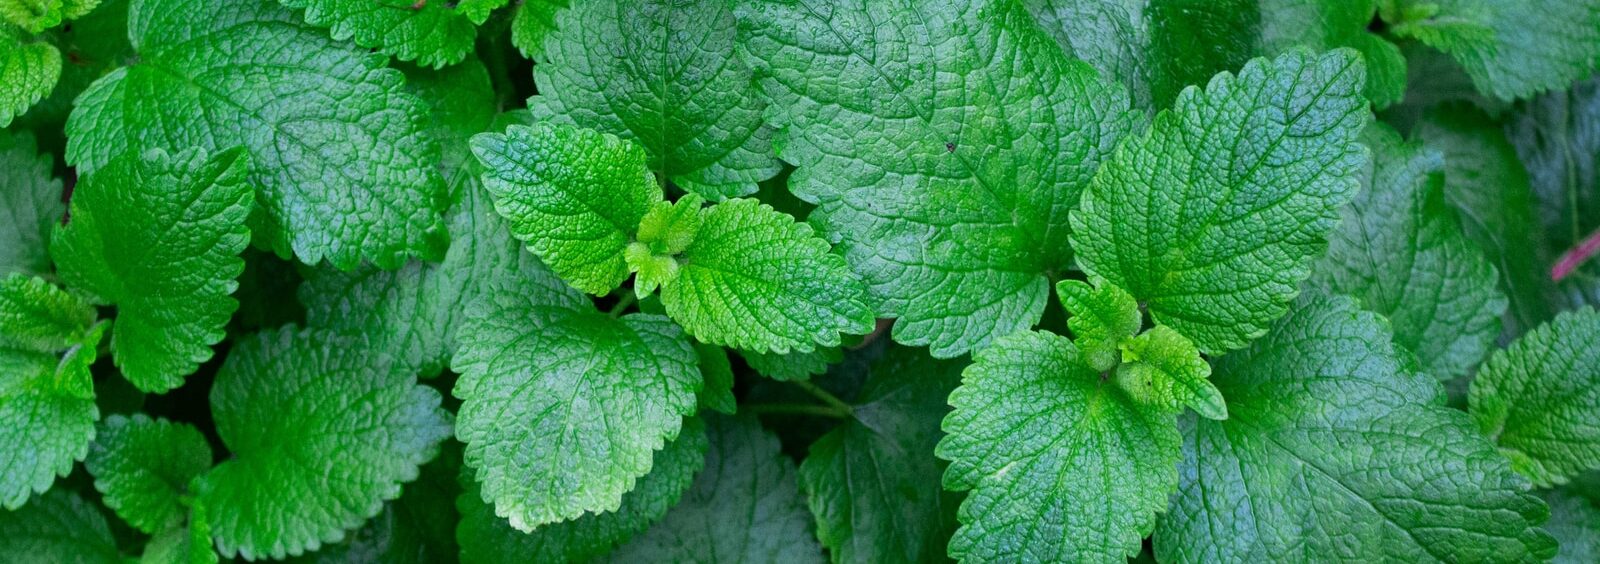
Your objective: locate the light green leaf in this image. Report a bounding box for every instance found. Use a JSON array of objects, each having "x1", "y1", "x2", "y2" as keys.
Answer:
[
  {"x1": 662, "y1": 198, "x2": 874, "y2": 354},
  {"x1": 0, "y1": 489, "x2": 120, "y2": 563},
  {"x1": 0, "y1": 129, "x2": 62, "y2": 278},
  {"x1": 0, "y1": 274, "x2": 103, "y2": 510},
  {"x1": 1116, "y1": 325, "x2": 1226, "y2": 420},
  {"x1": 607, "y1": 414, "x2": 825, "y2": 563},
  {"x1": 508, "y1": 0, "x2": 566, "y2": 60},
  {"x1": 457, "y1": 417, "x2": 707, "y2": 563},
  {"x1": 1318, "y1": 122, "x2": 1506, "y2": 379},
  {"x1": 801, "y1": 347, "x2": 963, "y2": 564},
  {"x1": 531, "y1": 0, "x2": 777, "y2": 200},
  {"x1": 0, "y1": 0, "x2": 64, "y2": 33},
  {"x1": 285, "y1": 451, "x2": 459, "y2": 564},
  {"x1": 1470, "y1": 308, "x2": 1600, "y2": 486},
  {"x1": 452, "y1": 290, "x2": 701, "y2": 530},
  {"x1": 140, "y1": 508, "x2": 216, "y2": 564},
  {"x1": 626, "y1": 194, "x2": 704, "y2": 297},
  {"x1": 1055, "y1": 278, "x2": 1140, "y2": 372},
  {"x1": 472, "y1": 122, "x2": 659, "y2": 295},
  {"x1": 0, "y1": 24, "x2": 60, "y2": 127},
  {"x1": 85, "y1": 414, "x2": 212, "y2": 534},
  {"x1": 1386, "y1": 0, "x2": 1600, "y2": 101},
  {"x1": 738, "y1": 345, "x2": 842, "y2": 382},
  {"x1": 65, "y1": 0, "x2": 448, "y2": 270},
  {"x1": 1071, "y1": 49, "x2": 1369, "y2": 354},
  {"x1": 737, "y1": 0, "x2": 1139, "y2": 358},
  {"x1": 937, "y1": 329, "x2": 1180, "y2": 563},
  {"x1": 198, "y1": 326, "x2": 453, "y2": 560},
  {"x1": 53, "y1": 147, "x2": 253, "y2": 393},
  {"x1": 1154, "y1": 293, "x2": 1557, "y2": 562},
  {"x1": 279, "y1": 0, "x2": 504, "y2": 68}
]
